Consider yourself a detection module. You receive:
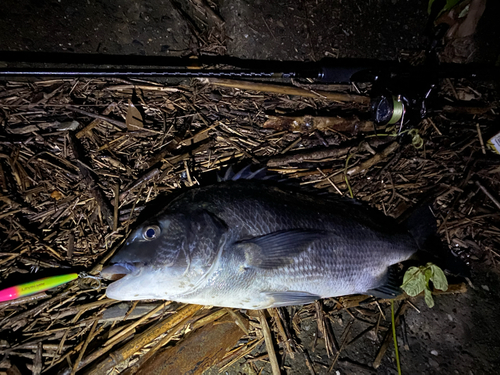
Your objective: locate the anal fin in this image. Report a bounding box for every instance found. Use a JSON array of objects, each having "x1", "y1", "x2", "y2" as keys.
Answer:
[
  {"x1": 266, "y1": 291, "x2": 321, "y2": 308},
  {"x1": 366, "y1": 265, "x2": 402, "y2": 299}
]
